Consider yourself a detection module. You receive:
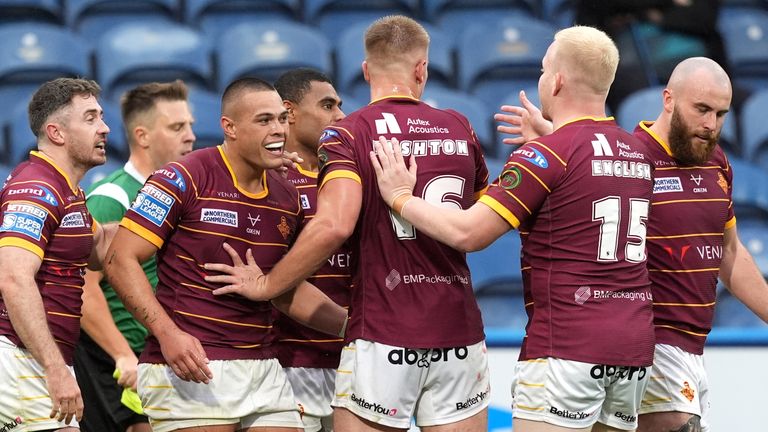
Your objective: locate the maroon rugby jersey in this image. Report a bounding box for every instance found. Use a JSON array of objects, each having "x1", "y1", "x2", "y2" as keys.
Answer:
[
  {"x1": 318, "y1": 95, "x2": 488, "y2": 348},
  {"x1": 480, "y1": 118, "x2": 655, "y2": 366},
  {"x1": 275, "y1": 164, "x2": 351, "y2": 368},
  {"x1": 0, "y1": 151, "x2": 95, "y2": 364},
  {"x1": 121, "y1": 146, "x2": 303, "y2": 362},
  {"x1": 635, "y1": 121, "x2": 734, "y2": 355}
]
